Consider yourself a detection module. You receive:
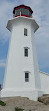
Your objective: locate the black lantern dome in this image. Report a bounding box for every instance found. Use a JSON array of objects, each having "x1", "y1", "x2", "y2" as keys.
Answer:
[{"x1": 13, "y1": 5, "x2": 33, "y2": 18}]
